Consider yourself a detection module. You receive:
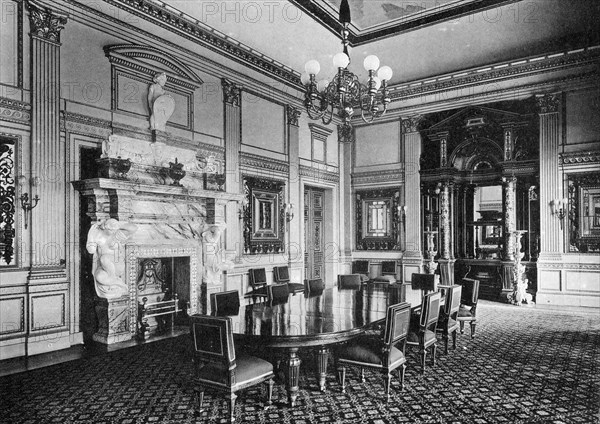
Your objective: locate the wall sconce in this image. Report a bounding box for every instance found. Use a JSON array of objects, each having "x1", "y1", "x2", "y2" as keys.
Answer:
[
  {"x1": 284, "y1": 203, "x2": 294, "y2": 222},
  {"x1": 550, "y1": 197, "x2": 568, "y2": 230},
  {"x1": 18, "y1": 175, "x2": 40, "y2": 230}
]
